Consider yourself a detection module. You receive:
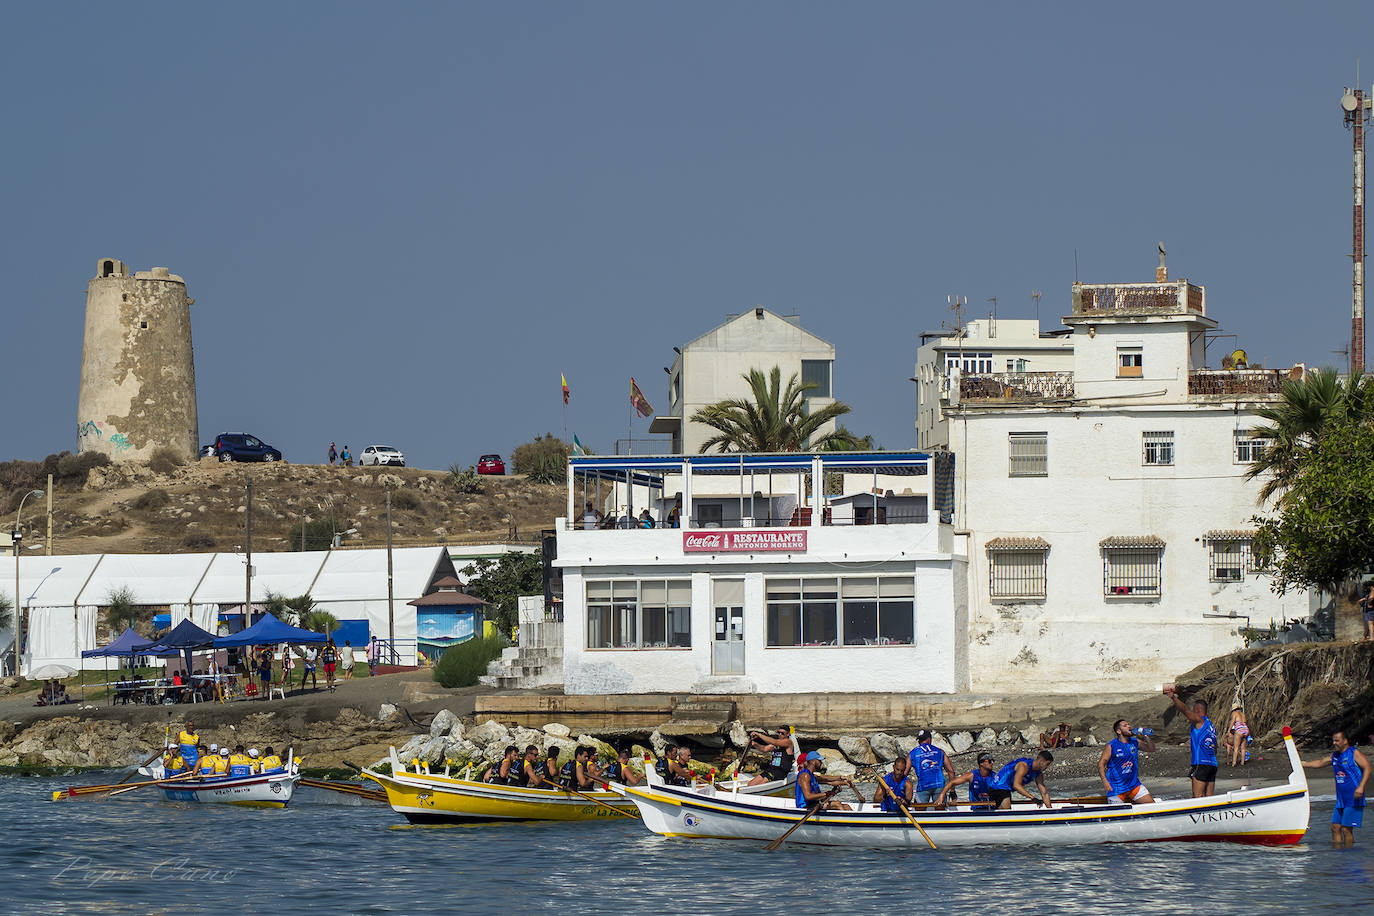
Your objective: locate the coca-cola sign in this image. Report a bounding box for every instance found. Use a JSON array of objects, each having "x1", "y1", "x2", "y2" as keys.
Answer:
[{"x1": 682, "y1": 529, "x2": 808, "y2": 553}]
